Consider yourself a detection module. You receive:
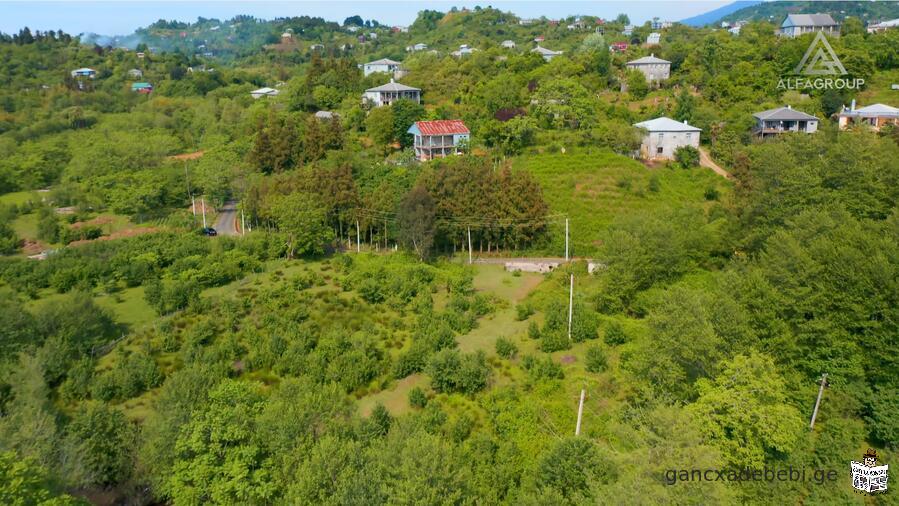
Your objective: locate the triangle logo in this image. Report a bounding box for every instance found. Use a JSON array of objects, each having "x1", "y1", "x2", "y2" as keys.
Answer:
[{"x1": 794, "y1": 32, "x2": 847, "y2": 75}]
